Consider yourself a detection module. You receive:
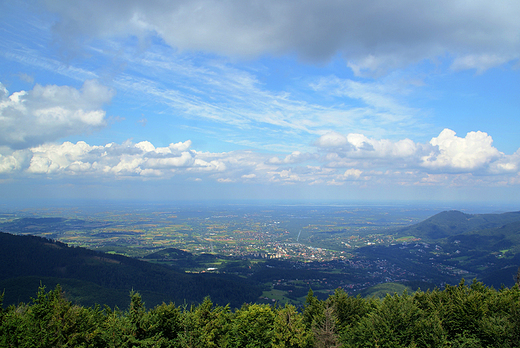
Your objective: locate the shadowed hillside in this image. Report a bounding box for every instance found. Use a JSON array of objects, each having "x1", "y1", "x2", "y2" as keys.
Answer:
[
  {"x1": 396, "y1": 210, "x2": 520, "y2": 239},
  {"x1": 0, "y1": 232, "x2": 261, "y2": 308}
]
